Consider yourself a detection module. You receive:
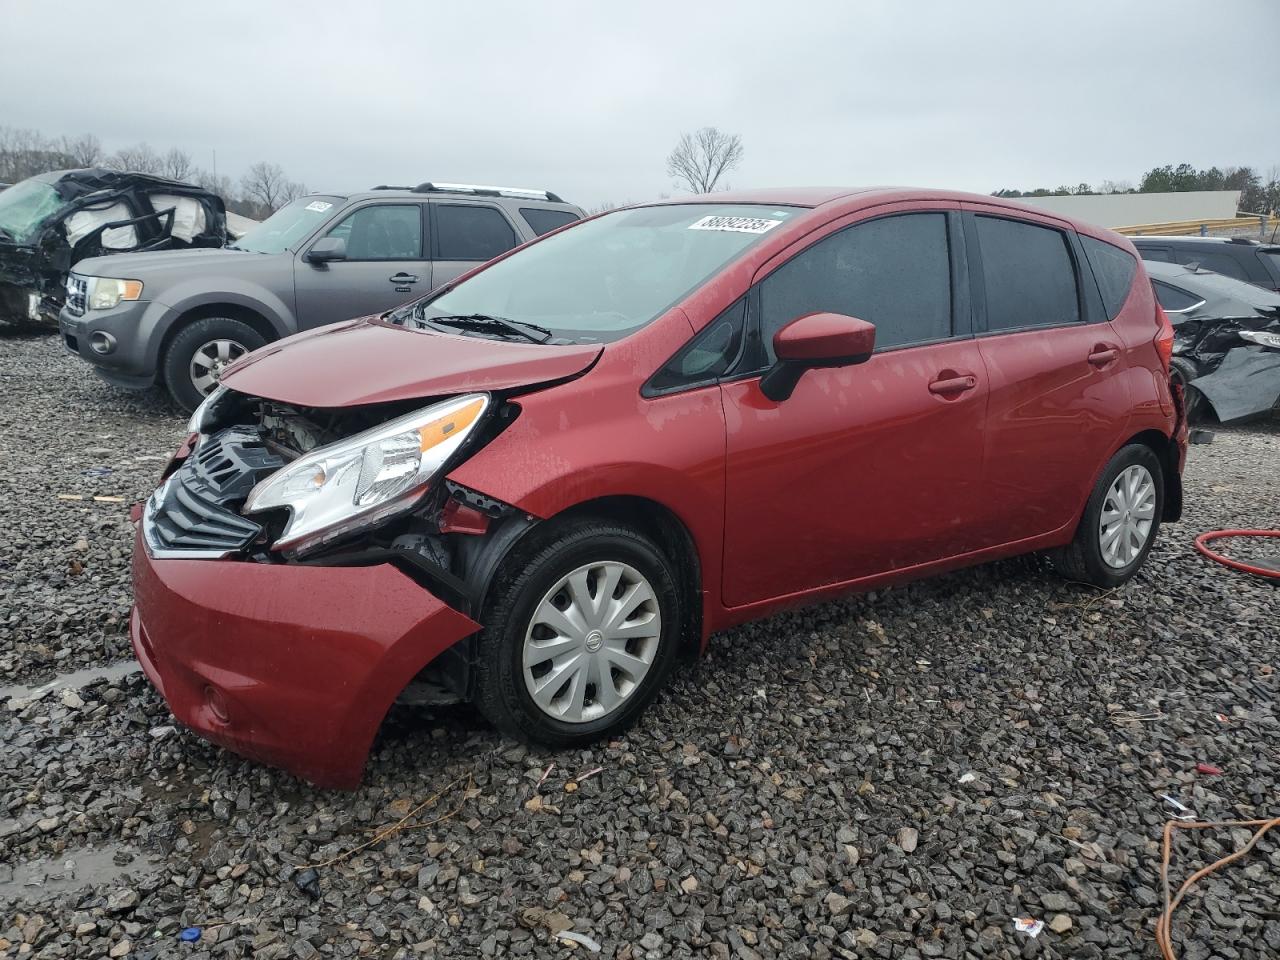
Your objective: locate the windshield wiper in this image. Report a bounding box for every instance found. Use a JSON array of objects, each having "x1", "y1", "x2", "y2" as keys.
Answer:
[{"x1": 424, "y1": 313, "x2": 553, "y2": 343}]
